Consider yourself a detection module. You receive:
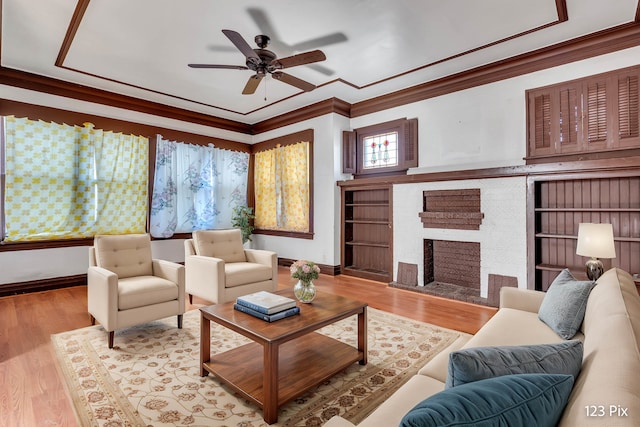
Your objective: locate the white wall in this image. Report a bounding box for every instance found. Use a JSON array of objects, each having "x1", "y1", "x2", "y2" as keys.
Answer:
[
  {"x1": 2, "y1": 45, "x2": 640, "y2": 285},
  {"x1": 250, "y1": 113, "x2": 351, "y2": 268}
]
